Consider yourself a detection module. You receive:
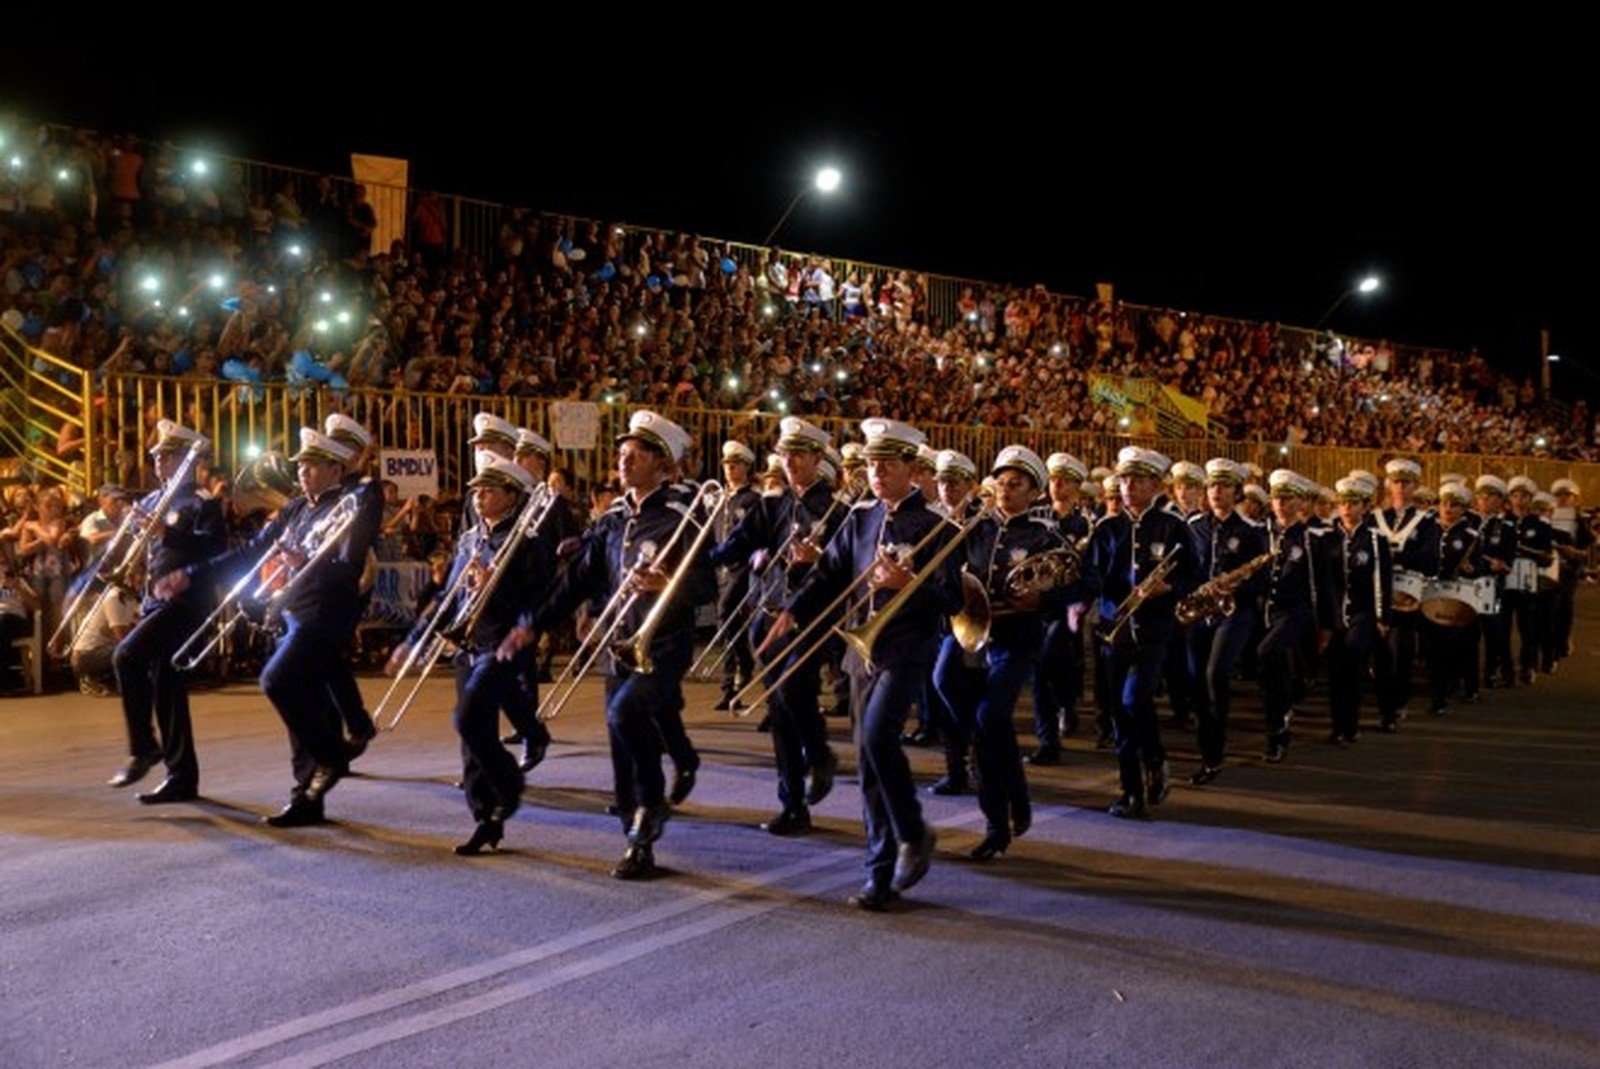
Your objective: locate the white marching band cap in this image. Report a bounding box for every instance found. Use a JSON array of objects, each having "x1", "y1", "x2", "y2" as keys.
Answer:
[
  {"x1": 1348, "y1": 468, "x2": 1378, "y2": 489},
  {"x1": 1317, "y1": 484, "x2": 1337, "y2": 503},
  {"x1": 1439, "y1": 482, "x2": 1473, "y2": 505},
  {"x1": 721, "y1": 440, "x2": 756, "y2": 465},
  {"x1": 776, "y1": 416, "x2": 830, "y2": 453},
  {"x1": 1268, "y1": 468, "x2": 1317, "y2": 498},
  {"x1": 840, "y1": 441, "x2": 865, "y2": 466},
  {"x1": 1079, "y1": 479, "x2": 1098, "y2": 497},
  {"x1": 1413, "y1": 486, "x2": 1438, "y2": 504},
  {"x1": 468, "y1": 449, "x2": 538, "y2": 493},
  {"x1": 1336, "y1": 474, "x2": 1378, "y2": 500},
  {"x1": 1441, "y1": 472, "x2": 1469, "y2": 487},
  {"x1": 1090, "y1": 465, "x2": 1114, "y2": 483},
  {"x1": 150, "y1": 418, "x2": 208, "y2": 455},
  {"x1": 1243, "y1": 483, "x2": 1270, "y2": 505},
  {"x1": 1170, "y1": 460, "x2": 1205, "y2": 485},
  {"x1": 823, "y1": 445, "x2": 844, "y2": 480},
  {"x1": 914, "y1": 443, "x2": 941, "y2": 471},
  {"x1": 515, "y1": 428, "x2": 553, "y2": 458},
  {"x1": 1115, "y1": 446, "x2": 1171, "y2": 478},
  {"x1": 1384, "y1": 457, "x2": 1423, "y2": 481},
  {"x1": 470, "y1": 412, "x2": 519, "y2": 449},
  {"x1": 1475, "y1": 474, "x2": 1509, "y2": 496},
  {"x1": 1552, "y1": 478, "x2": 1580, "y2": 495},
  {"x1": 1532, "y1": 491, "x2": 1555, "y2": 510},
  {"x1": 1204, "y1": 458, "x2": 1244, "y2": 485},
  {"x1": 291, "y1": 427, "x2": 357, "y2": 466},
  {"x1": 324, "y1": 413, "x2": 372, "y2": 451},
  {"x1": 936, "y1": 449, "x2": 978, "y2": 480},
  {"x1": 1101, "y1": 474, "x2": 1121, "y2": 494},
  {"x1": 618, "y1": 409, "x2": 692, "y2": 462},
  {"x1": 860, "y1": 418, "x2": 927, "y2": 460},
  {"x1": 1506, "y1": 475, "x2": 1538, "y2": 495},
  {"x1": 992, "y1": 445, "x2": 1047, "y2": 488},
  {"x1": 1046, "y1": 452, "x2": 1088, "y2": 481}
]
